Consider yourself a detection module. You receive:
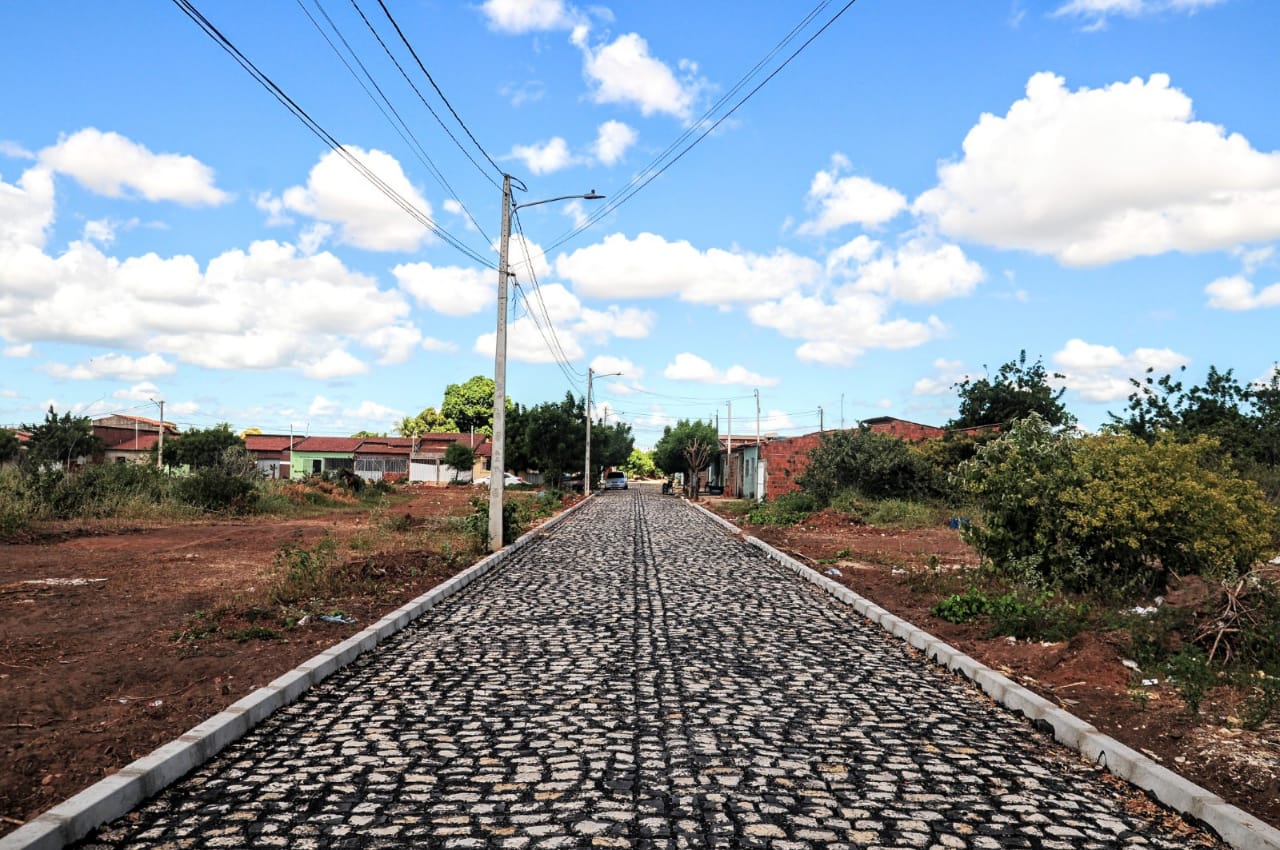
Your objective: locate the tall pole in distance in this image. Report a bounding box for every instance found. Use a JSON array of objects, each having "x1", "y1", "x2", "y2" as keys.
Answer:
[
  {"x1": 152, "y1": 398, "x2": 165, "y2": 470},
  {"x1": 585, "y1": 367, "x2": 594, "y2": 496},
  {"x1": 488, "y1": 174, "x2": 513, "y2": 552},
  {"x1": 819, "y1": 405, "x2": 824, "y2": 432},
  {"x1": 727, "y1": 401, "x2": 732, "y2": 496}
]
